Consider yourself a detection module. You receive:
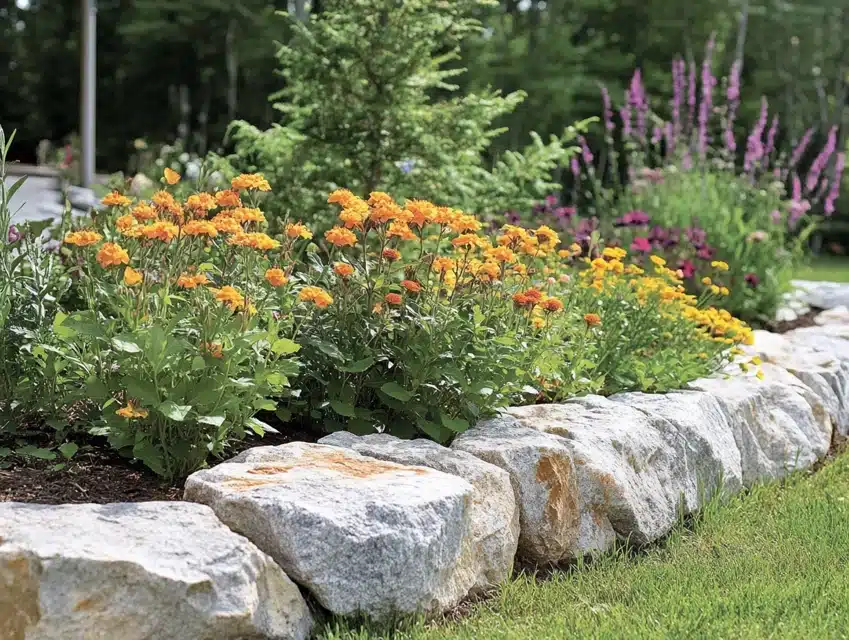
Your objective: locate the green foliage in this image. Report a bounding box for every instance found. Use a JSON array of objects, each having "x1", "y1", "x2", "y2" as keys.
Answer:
[{"x1": 217, "y1": 0, "x2": 583, "y2": 229}]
